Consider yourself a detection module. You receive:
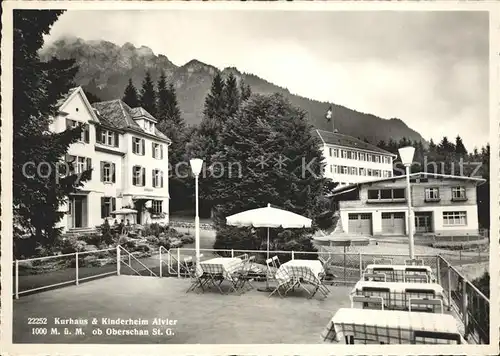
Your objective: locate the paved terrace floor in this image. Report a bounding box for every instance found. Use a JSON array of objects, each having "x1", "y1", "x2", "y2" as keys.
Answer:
[{"x1": 13, "y1": 275, "x2": 352, "y2": 344}]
